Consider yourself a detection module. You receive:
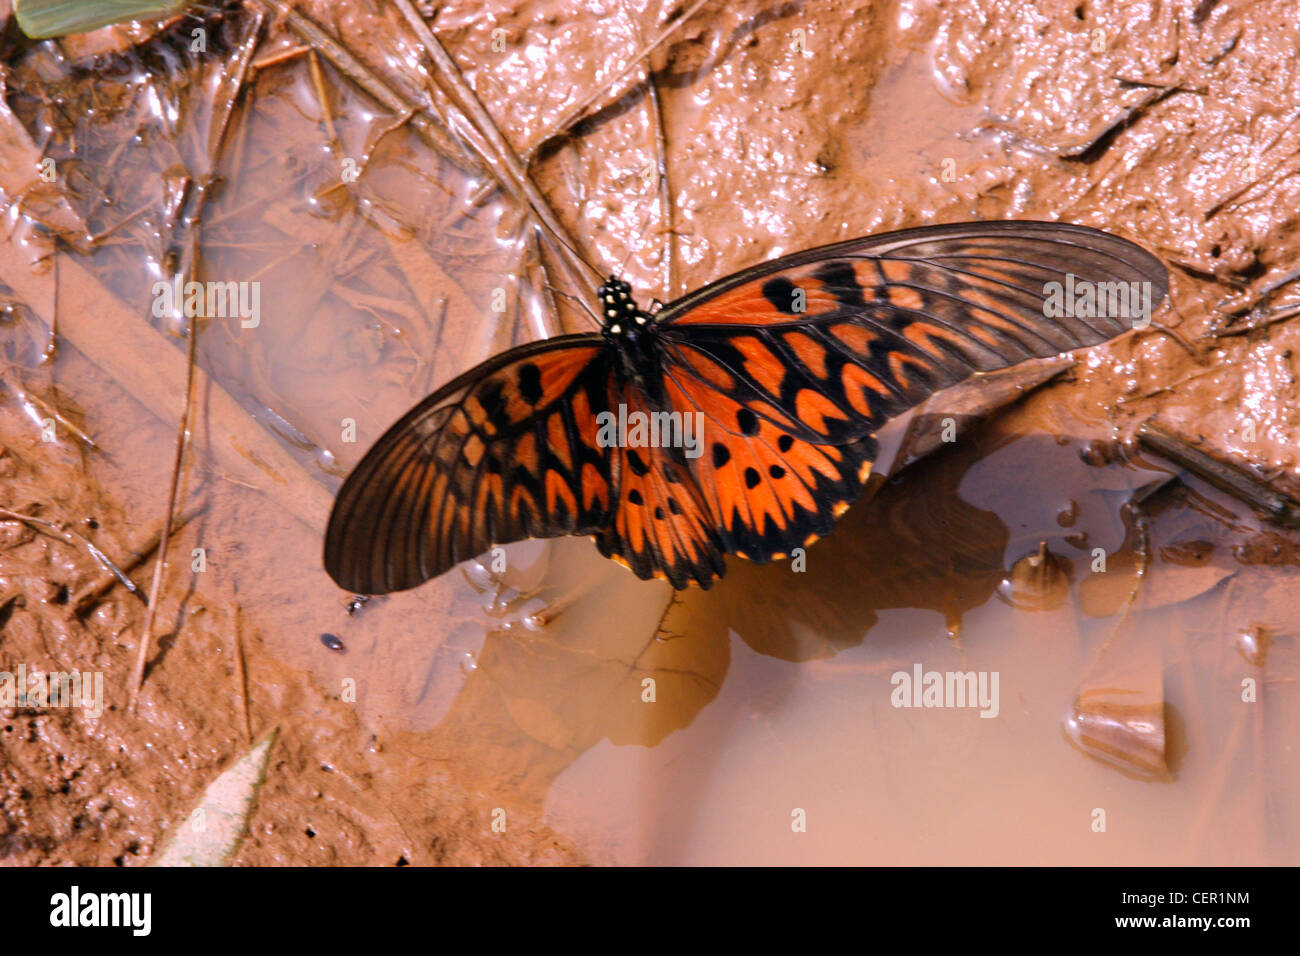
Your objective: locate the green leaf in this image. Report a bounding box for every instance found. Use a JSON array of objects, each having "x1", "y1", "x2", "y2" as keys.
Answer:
[{"x1": 13, "y1": 0, "x2": 189, "y2": 39}]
